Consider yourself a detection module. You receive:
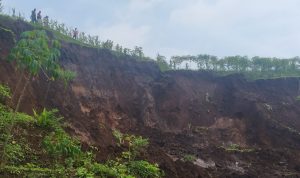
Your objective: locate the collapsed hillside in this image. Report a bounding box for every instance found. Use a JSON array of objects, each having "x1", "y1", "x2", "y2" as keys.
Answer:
[{"x1": 1, "y1": 16, "x2": 300, "y2": 177}]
